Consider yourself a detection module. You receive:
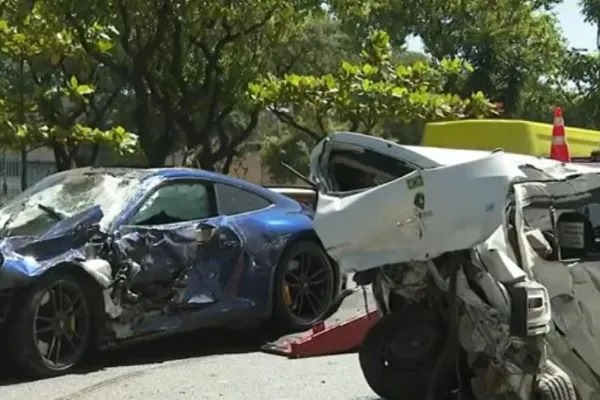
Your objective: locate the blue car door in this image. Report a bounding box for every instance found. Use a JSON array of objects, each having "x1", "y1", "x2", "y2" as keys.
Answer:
[
  {"x1": 115, "y1": 179, "x2": 231, "y2": 308},
  {"x1": 110, "y1": 178, "x2": 277, "y2": 335}
]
